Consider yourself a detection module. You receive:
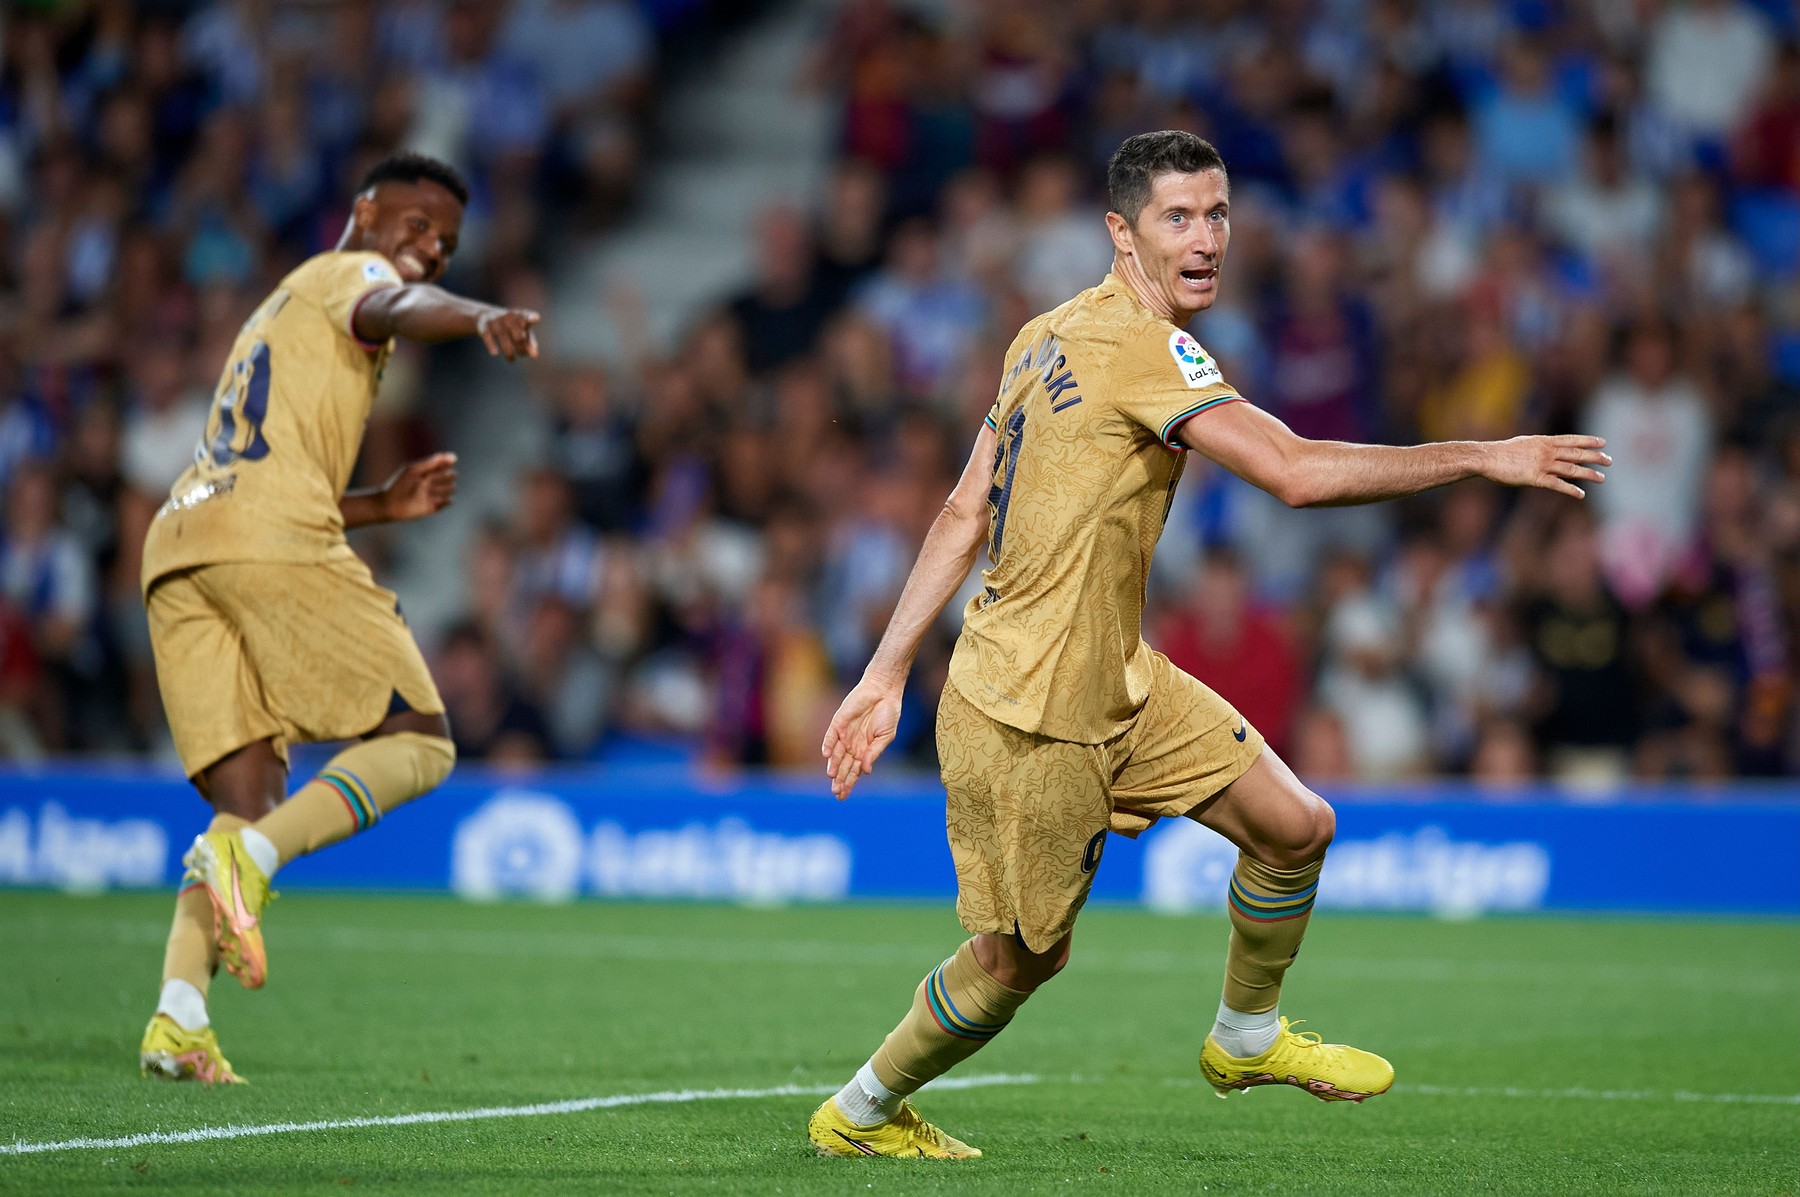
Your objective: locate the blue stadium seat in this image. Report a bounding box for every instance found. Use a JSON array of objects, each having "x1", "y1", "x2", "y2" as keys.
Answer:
[{"x1": 1731, "y1": 189, "x2": 1800, "y2": 279}]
